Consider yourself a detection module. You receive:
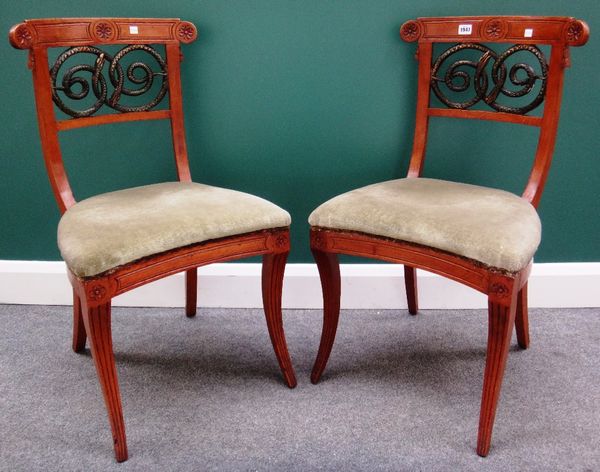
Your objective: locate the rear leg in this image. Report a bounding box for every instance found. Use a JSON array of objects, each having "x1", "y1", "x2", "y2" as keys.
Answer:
[
  {"x1": 185, "y1": 268, "x2": 197, "y2": 317},
  {"x1": 72, "y1": 289, "x2": 87, "y2": 353},
  {"x1": 404, "y1": 265, "x2": 418, "y2": 315},
  {"x1": 515, "y1": 283, "x2": 530, "y2": 349}
]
